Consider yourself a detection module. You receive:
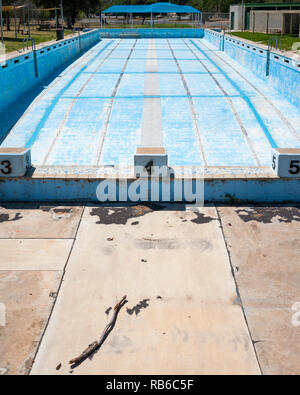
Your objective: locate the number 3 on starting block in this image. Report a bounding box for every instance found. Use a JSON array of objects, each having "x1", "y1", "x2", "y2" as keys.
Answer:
[
  {"x1": 272, "y1": 148, "x2": 300, "y2": 177},
  {"x1": 0, "y1": 148, "x2": 31, "y2": 177}
]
